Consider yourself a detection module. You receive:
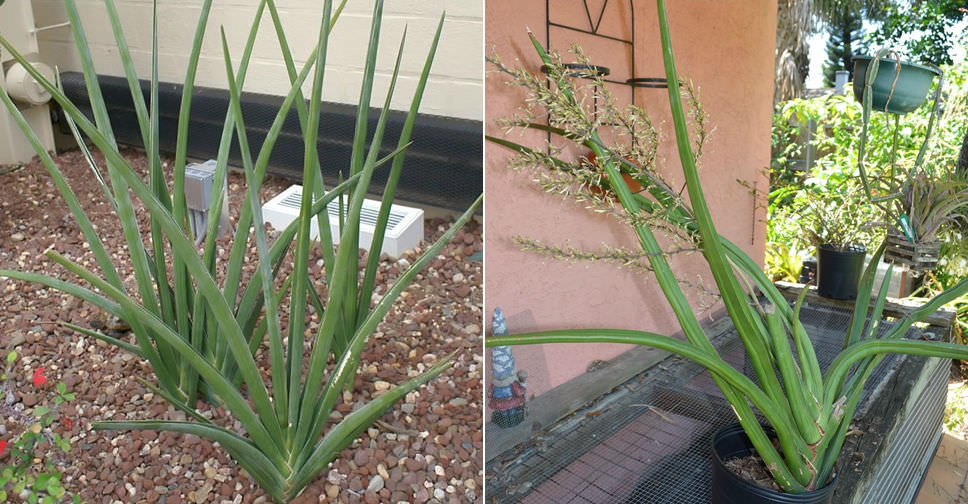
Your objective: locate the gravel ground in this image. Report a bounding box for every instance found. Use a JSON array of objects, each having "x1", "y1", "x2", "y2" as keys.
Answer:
[{"x1": 0, "y1": 149, "x2": 483, "y2": 503}]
